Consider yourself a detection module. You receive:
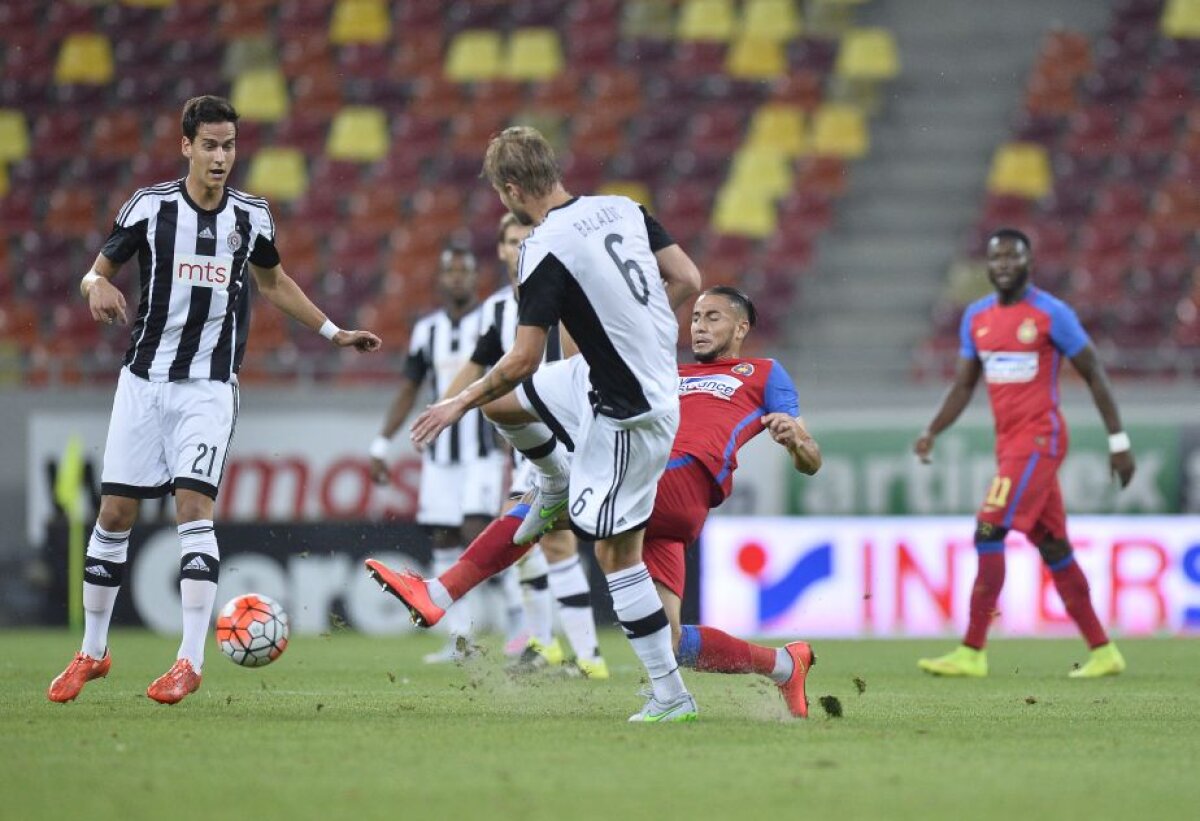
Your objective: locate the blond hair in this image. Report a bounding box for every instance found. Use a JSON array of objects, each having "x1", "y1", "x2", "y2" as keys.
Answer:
[{"x1": 481, "y1": 126, "x2": 561, "y2": 197}]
